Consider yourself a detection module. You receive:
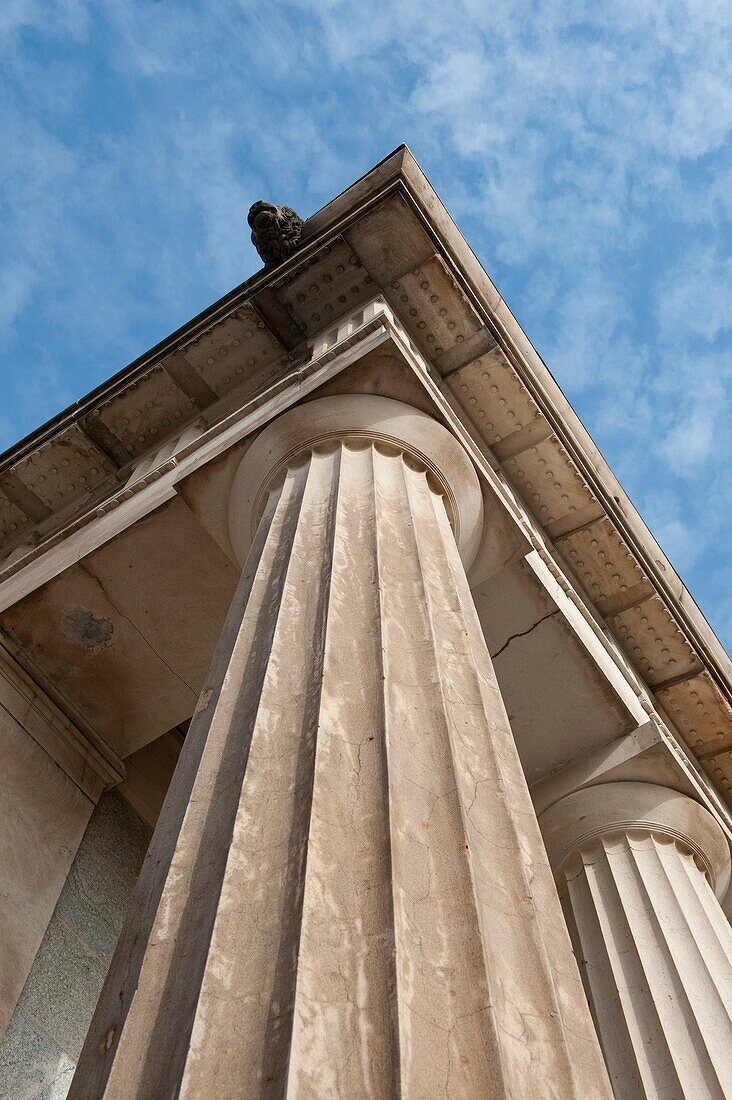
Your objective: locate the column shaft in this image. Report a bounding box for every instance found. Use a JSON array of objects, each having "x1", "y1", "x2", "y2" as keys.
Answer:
[{"x1": 70, "y1": 438, "x2": 610, "y2": 1100}]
